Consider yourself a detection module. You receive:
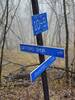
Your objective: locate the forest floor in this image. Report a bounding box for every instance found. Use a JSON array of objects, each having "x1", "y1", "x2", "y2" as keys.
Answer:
[{"x1": 0, "y1": 49, "x2": 75, "y2": 100}]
